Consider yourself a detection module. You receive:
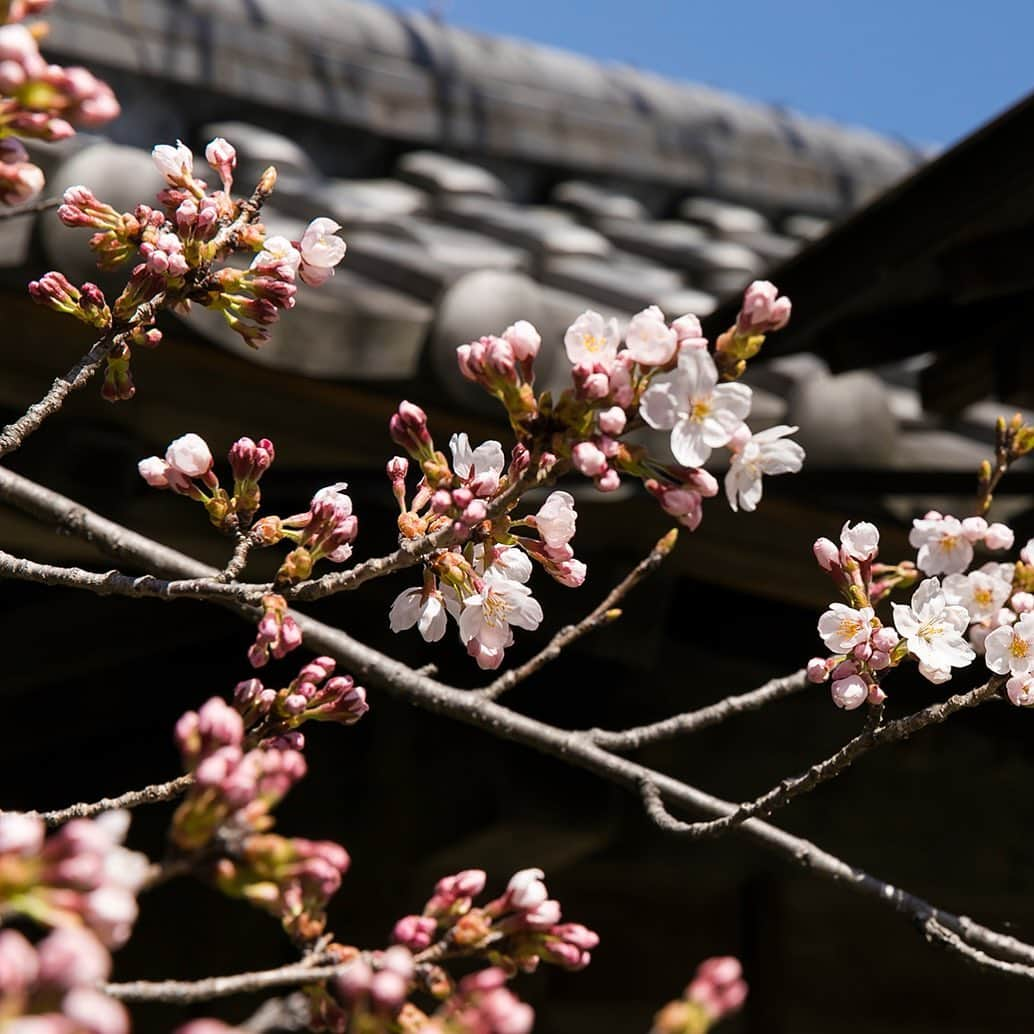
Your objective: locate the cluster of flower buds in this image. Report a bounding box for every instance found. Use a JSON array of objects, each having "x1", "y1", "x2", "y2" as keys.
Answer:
[
  {"x1": 172, "y1": 696, "x2": 307, "y2": 851},
  {"x1": 392, "y1": 866, "x2": 599, "y2": 976},
  {"x1": 34, "y1": 137, "x2": 346, "y2": 396},
  {"x1": 214, "y1": 832, "x2": 350, "y2": 942},
  {"x1": 387, "y1": 410, "x2": 594, "y2": 667},
  {"x1": 0, "y1": 17, "x2": 118, "y2": 157},
  {"x1": 248, "y1": 593, "x2": 303, "y2": 668},
  {"x1": 139, "y1": 432, "x2": 275, "y2": 531},
  {"x1": 0, "y1": 810, "x2": 147, "y2": 948},
  {"x1": 254, "y1": 483, "x2": 359, "y2": 584},
  {"x1": 456, "y1": 320, "x2": 541, "y2": 419},
  {"x1": 808, "y1": 507, "x2": 1034, "y2": 705},
  {"x1": 0, "y1": 926, "x2": 130, "y2": 1034},
  {"x1": 419, "y1": 967, "x2": 535, "y2": 1034},
  {"x1": 650, "y1": 956, "x2": 748, "y2": 1034},
  {"x1": 234, "y1": 655, "x2": 368, "y2": 740}
]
